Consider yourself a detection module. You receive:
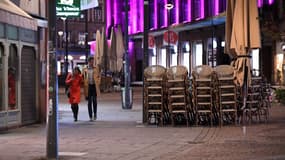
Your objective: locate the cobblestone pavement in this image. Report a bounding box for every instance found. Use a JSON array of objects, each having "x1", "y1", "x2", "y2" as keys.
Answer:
[{"x1": 0, "y1": 87, "x2": 285, "y2": 160}]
